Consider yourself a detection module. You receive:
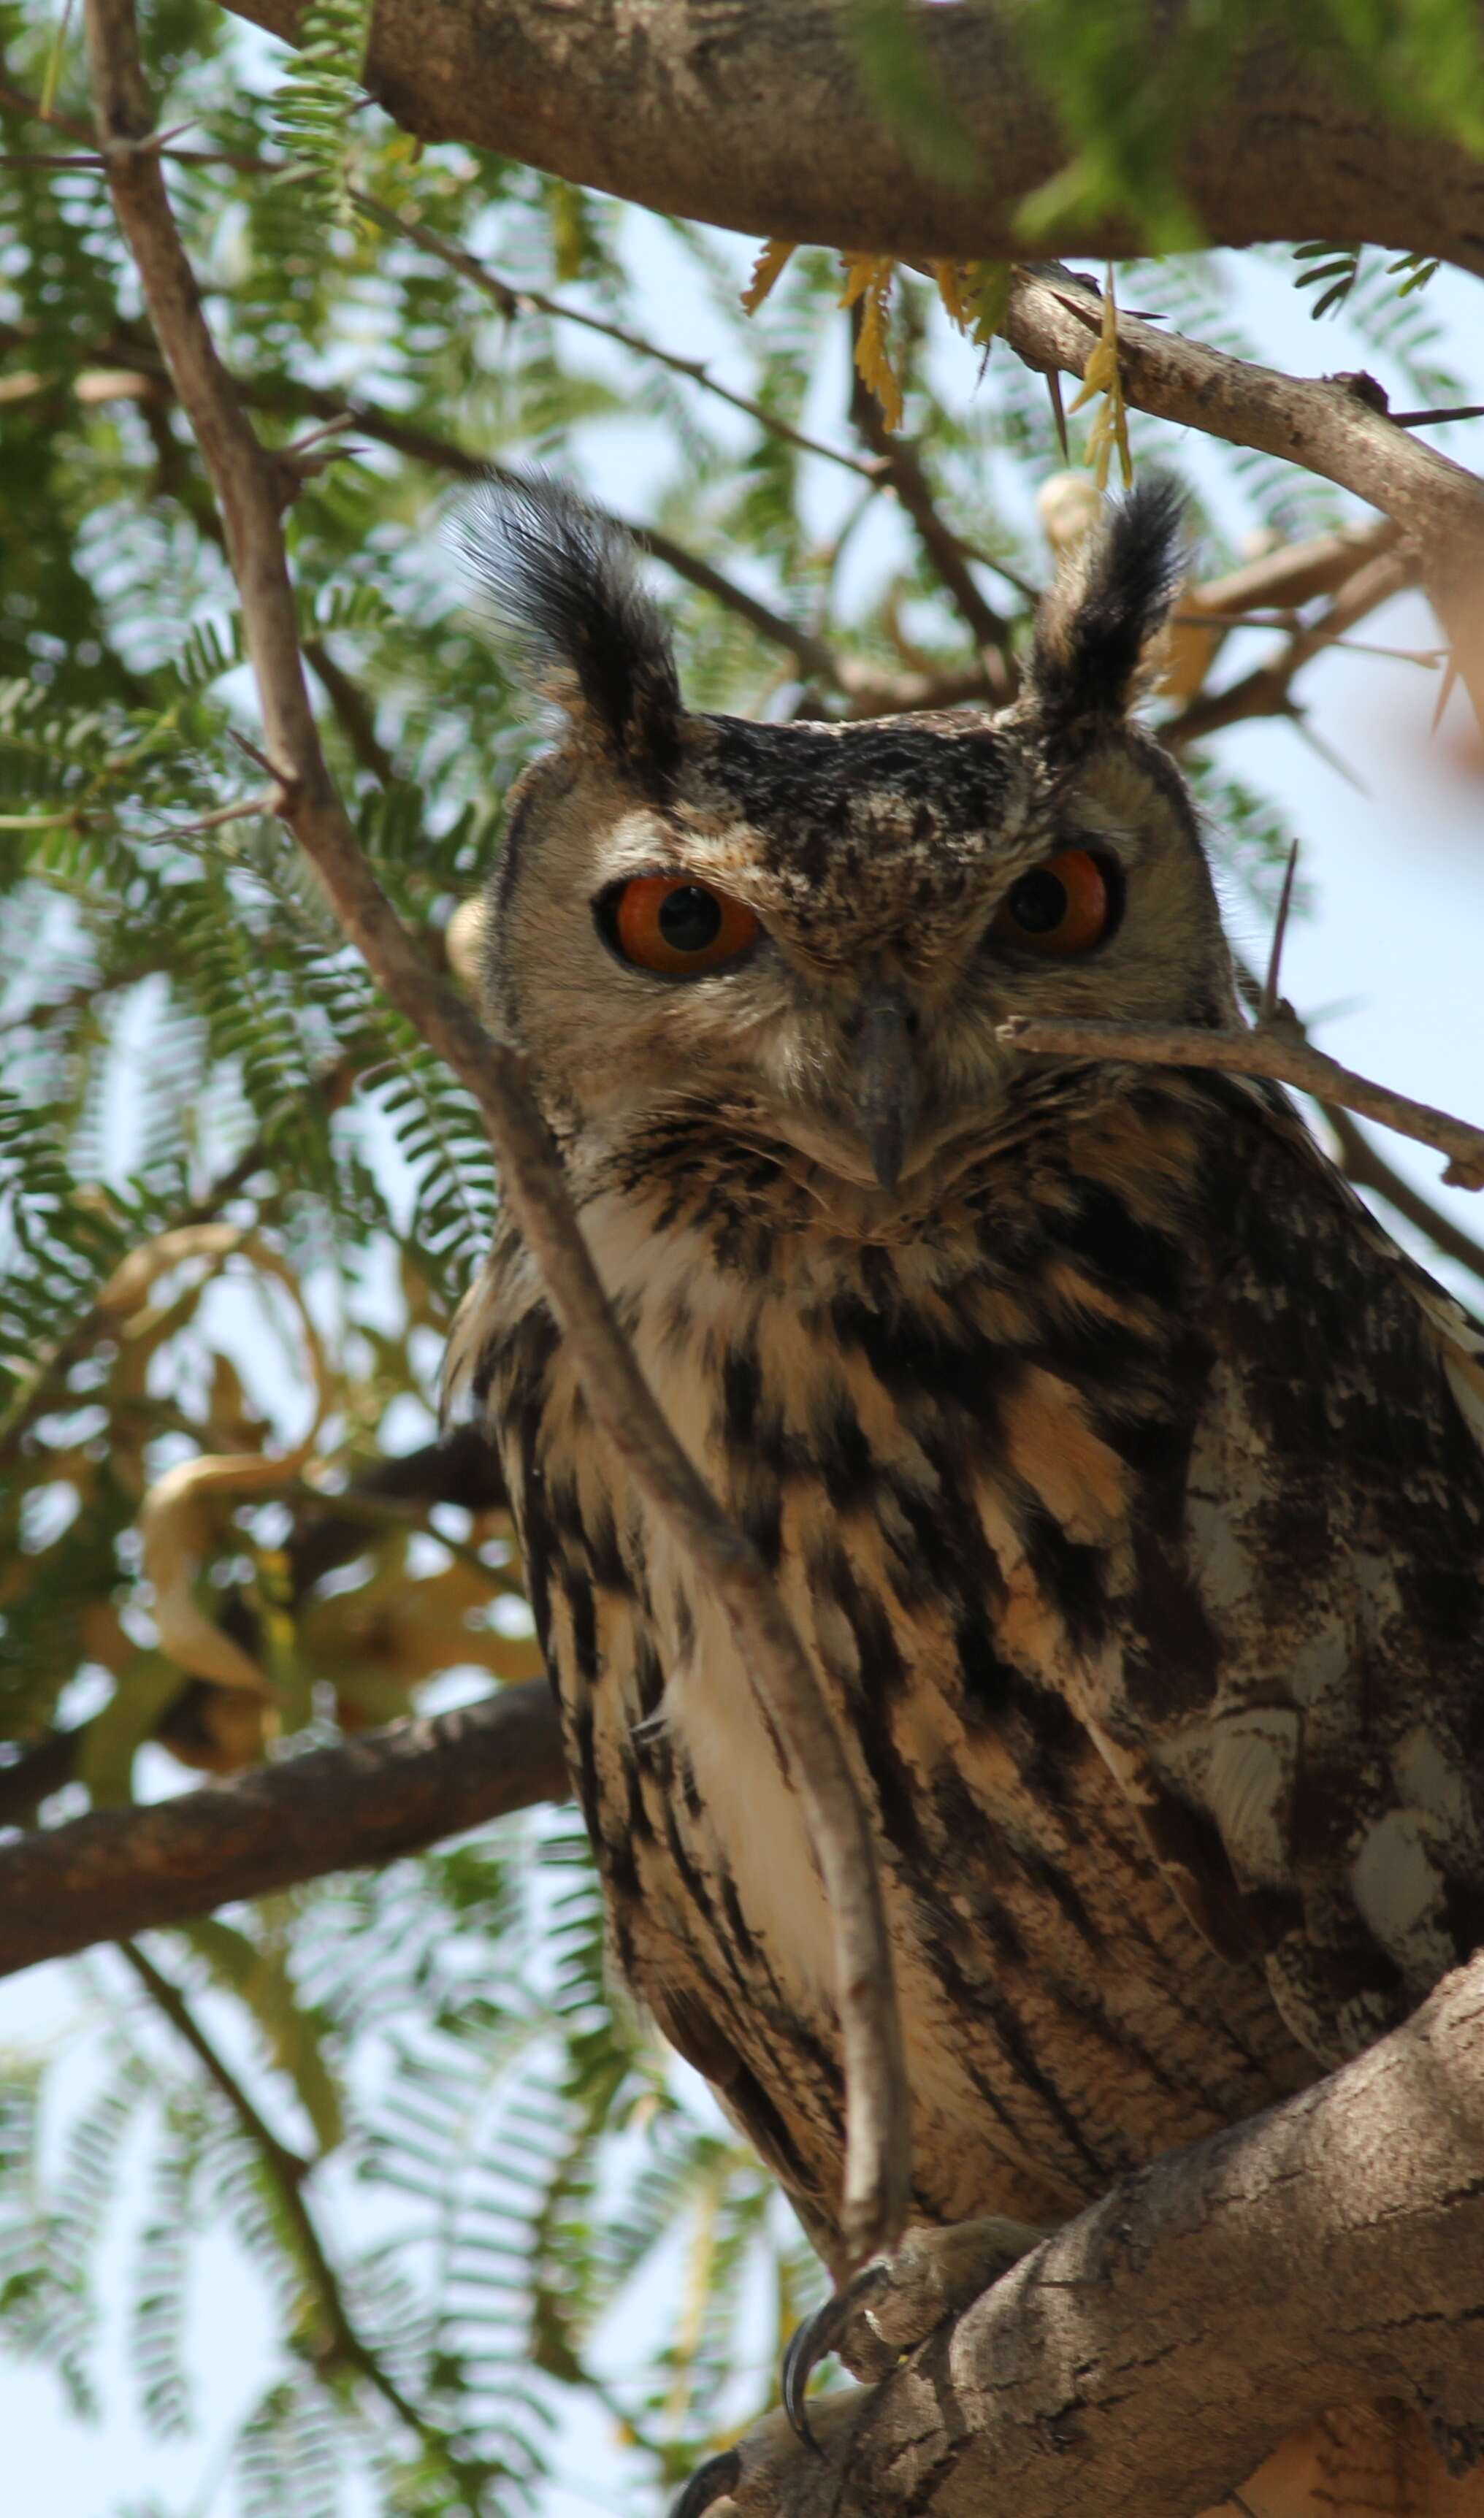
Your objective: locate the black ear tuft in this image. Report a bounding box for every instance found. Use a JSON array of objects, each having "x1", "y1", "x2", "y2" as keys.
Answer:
[
  {"x1": 1025, "y1": 477, "x2": 1186, "y2": 727},
  {"x1": 462, "y1": 475, "x2": 683, "y2": 776}
]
